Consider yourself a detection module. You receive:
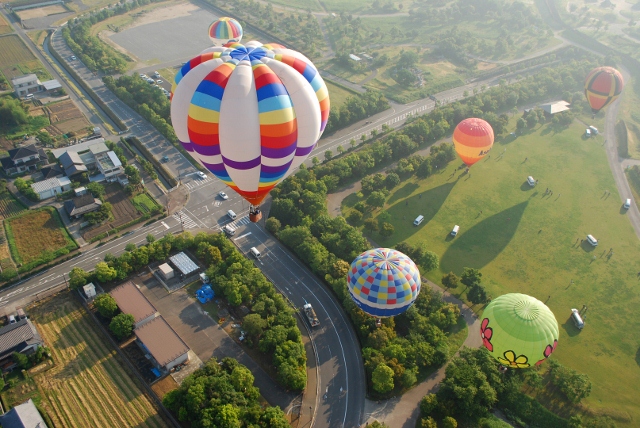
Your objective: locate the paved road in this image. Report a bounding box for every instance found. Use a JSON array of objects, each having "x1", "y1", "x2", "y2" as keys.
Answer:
[
  {"x1": 232, "y1": 223, "x2": 365, "y2": 428},
  {"x1": 49, "y1": 26, "x2": 196, "y2": 179}
]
